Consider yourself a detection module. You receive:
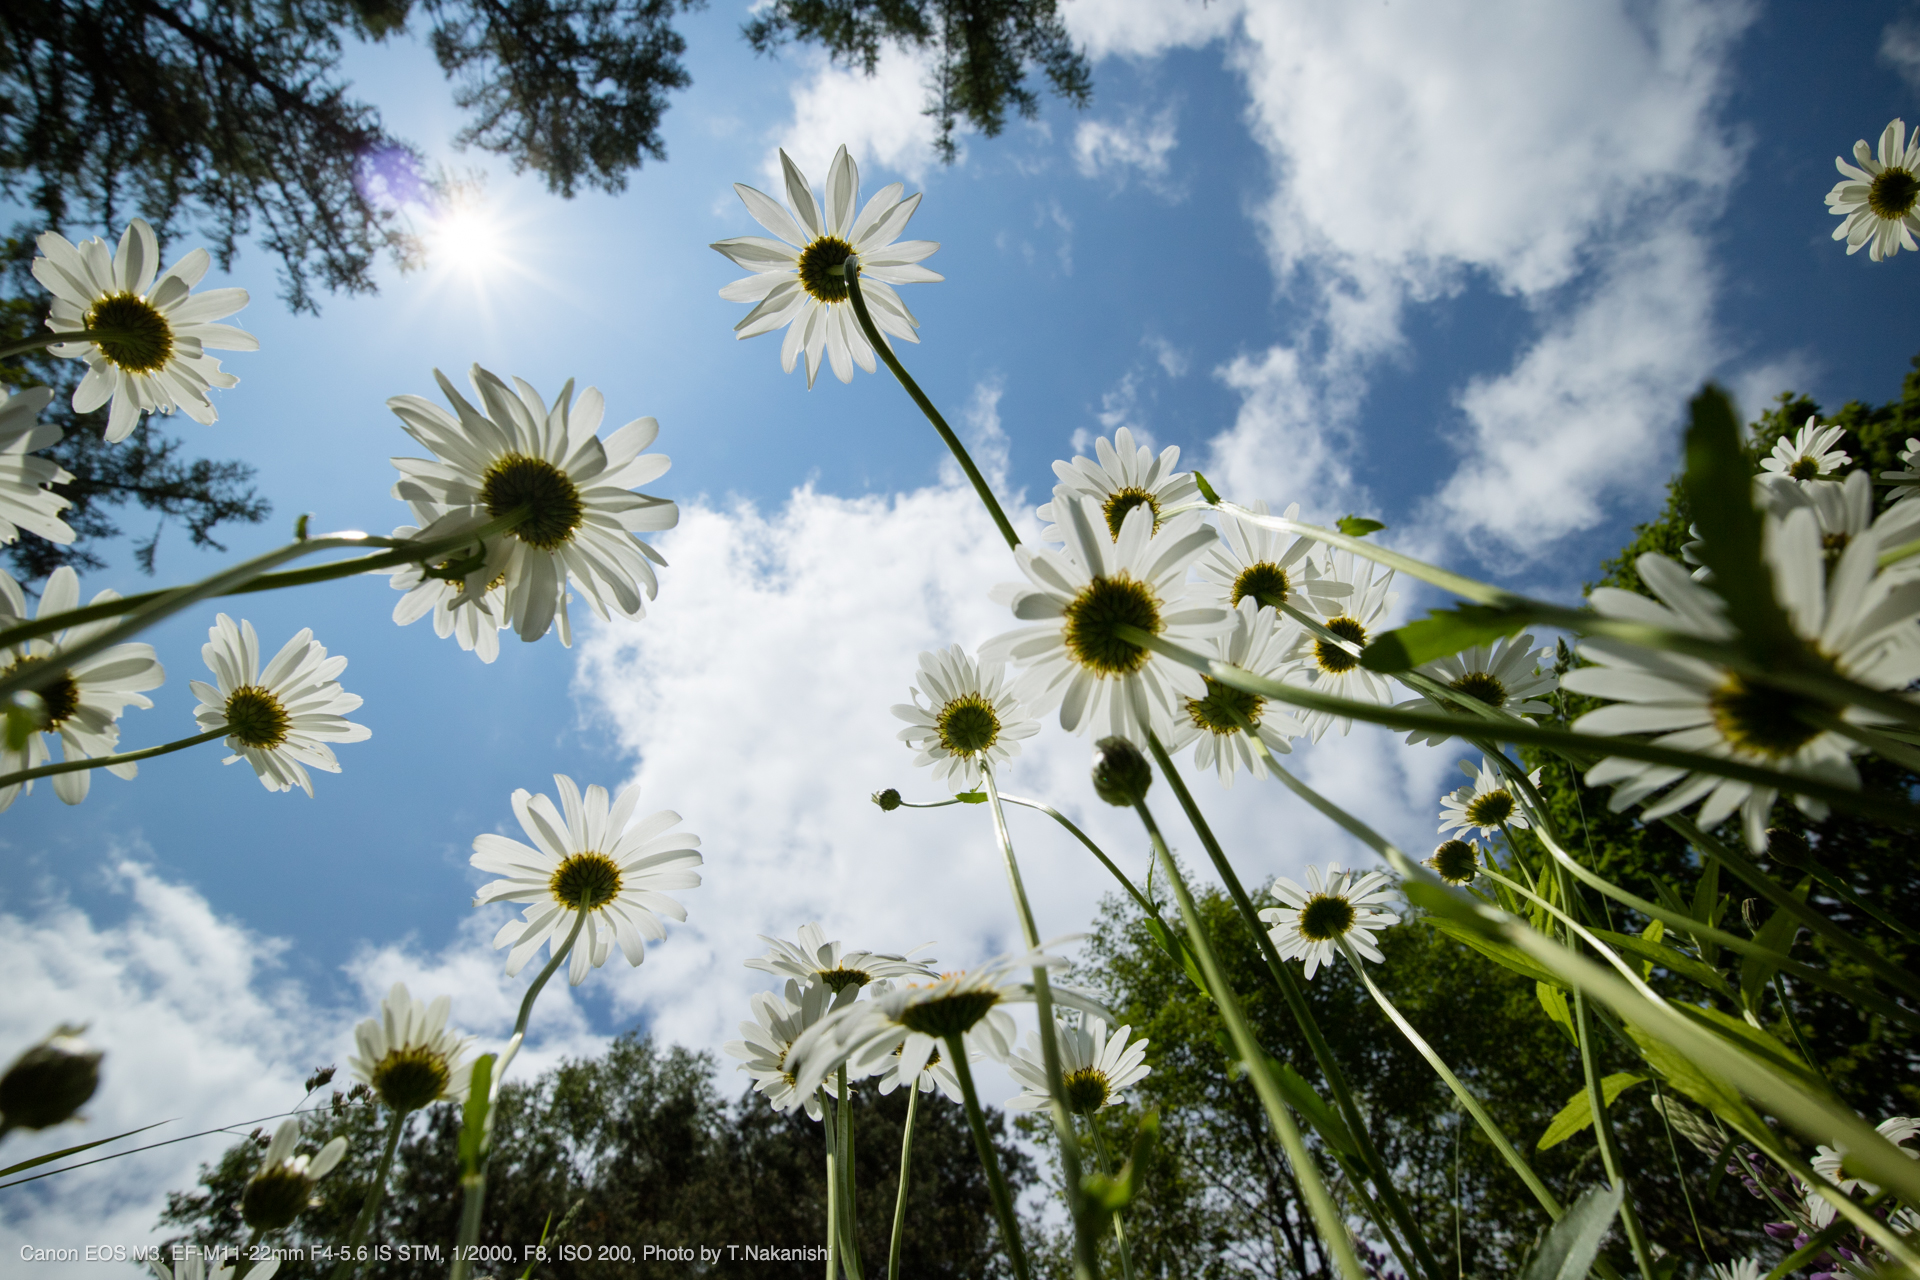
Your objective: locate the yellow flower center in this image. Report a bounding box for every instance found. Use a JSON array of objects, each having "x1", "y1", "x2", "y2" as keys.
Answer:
[
  {"x1": 819, "y1": 967, "x2": 872, "y2": 993},
  {"x1": 549, "y1": 851, "x2": 621, "y2": 909},
  {"x1": 1230, "y1": 561, "x2": 1289, "y2": 609},
  {"x1": 1185, "y1": 677, "x2": 1264, "y2": 735},
  {"x1": 1464, "y1": 789, "x2": 1515, "y2": 828},
  {"x1": 1869, "y1": 167, "x2": 1920, "y2": 221},
  {"x1": 1448, "y1": 670, "x2": 1508, "y2": 709},
  {"x1": 481, "y1": 453, "x2": 585, "y2": 552},
  {"x1": 1, "y1": 657, "x2": 80, "y2": 726},
  {"x1": 224, "y1": 685, "x2": 290, "y2": 749},
  {"x1": 1296, "y1": 893, "x2": 1355, "y2": 942},
  {"x1": 1708, "y1": 673, "x2": 1825, "y2": 760},
  {"x1": 936, "y1": 692, "x2": 1001, "y2": 755},
  {"x1": 371, "y1": 1045, "x2": 452, "y2": 1113},
  {"x1": 84, "y1": 292, "x2": 174, "y2": 374},
  {"x1": 1101, "y1": 488, "x2": 1160, "y2": 539},
  {"x1": 1063, "y1": 1066, "x2": 1112, "y2": 1114},
  {"x1": 797, "y1": 236, "x2": 854, "y2": 303},
  {"x1": 1063, "y1": 574, "x2": 1162, "y2": 677},
  {"x1": 898, "y1": 989, "x2": 1001, "y2": 1039},
  {"x1": 1314, "y1": 616, "x2": 1368, "y2": 675},
  {"x1": 1427, "y1": 839, "x2": 1479, "y2": 885}
]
